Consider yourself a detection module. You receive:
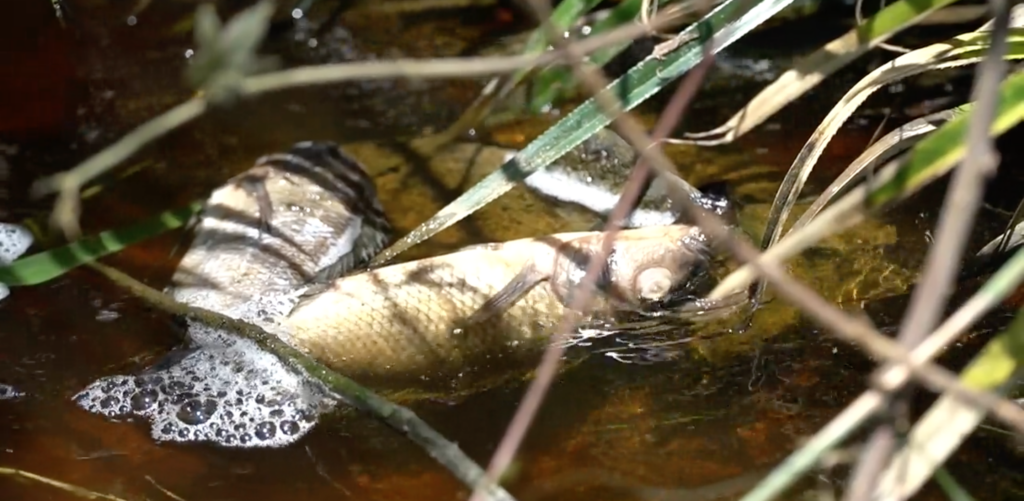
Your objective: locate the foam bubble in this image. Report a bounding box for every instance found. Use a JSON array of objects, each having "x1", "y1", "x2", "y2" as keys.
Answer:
[
  {"x1": 0, "y1": 222, "x2": 33, "y2": 265},
  {"x1": 73, "y1": 237, "x2": 340, "y2": 448},
  {"x1": 75, "y1": 275, "x2": 338, "y2": 448},
  {"x1": 74, "y1": 318, "x2": 337, "y2": 448},
  {"x1": 0, "y1": 222, "x2": 33, "y2": 303}
]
